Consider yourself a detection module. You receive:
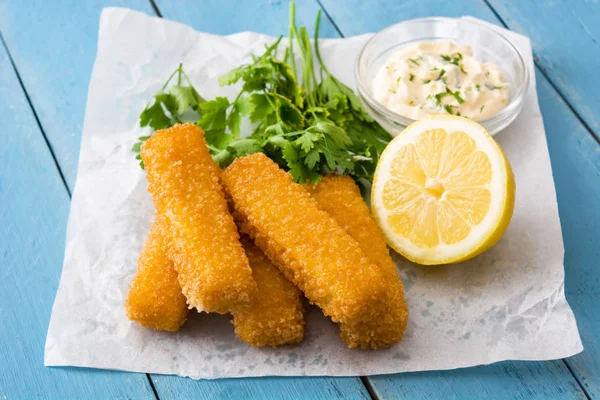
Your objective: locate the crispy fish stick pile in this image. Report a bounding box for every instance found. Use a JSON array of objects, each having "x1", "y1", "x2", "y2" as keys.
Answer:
[
  {"x1": 125, "y1": 216, "x2": 189, "y2": 331},
  {"x1": 221, "y1": 153, "x2": 386, "y2": 325},
  {"x1": 233, "y1": 237, "x2": 305, "y2": 347},
  {"x1": 308, "y1": 176, "x2": 408, "y2": 348},
  {"x1": 141, "y1": 124, "x2": 256, "y2": 314}
]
